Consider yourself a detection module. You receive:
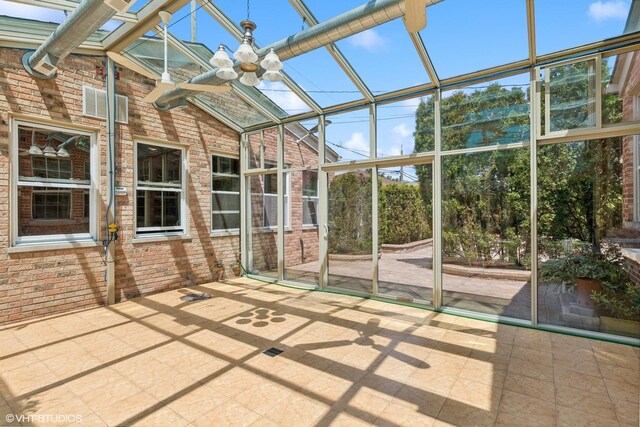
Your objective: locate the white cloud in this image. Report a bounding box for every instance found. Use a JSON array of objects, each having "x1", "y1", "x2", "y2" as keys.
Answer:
[
  {"x1": 588, "y1": 1, "x2": 629, "y2": 21},
  {"x1": 348, "y1": 29, "x2": 386, "y2": 52},
  {"x1": 400, "y1": 98, "x2": 422, "y2": 113},
  {"x1": 257, "y1": 81, "x2": 309, "y2": 114},
  {"x1": 0, "y1": 1, "x2": 66, "y2": 22},
  {"x1": 392, "y1": 123, "x2": 412, "y2": 138},
  {"x1": 344, "y1": 132, "x2": 370, "y2": 154}
]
